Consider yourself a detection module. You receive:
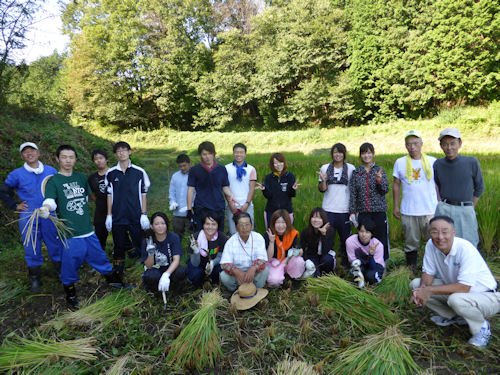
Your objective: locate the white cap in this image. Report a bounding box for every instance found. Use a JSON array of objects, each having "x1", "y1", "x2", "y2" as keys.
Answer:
[
  {"x1": 438, "y1": 128, "x2": 461, "y2": 141},
  {"x1": 404, "y1": 129, "x2": 422, "y2": 139},
  {"x1": 19, "y1": 142, "x2": 38, "y2": 152}
]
